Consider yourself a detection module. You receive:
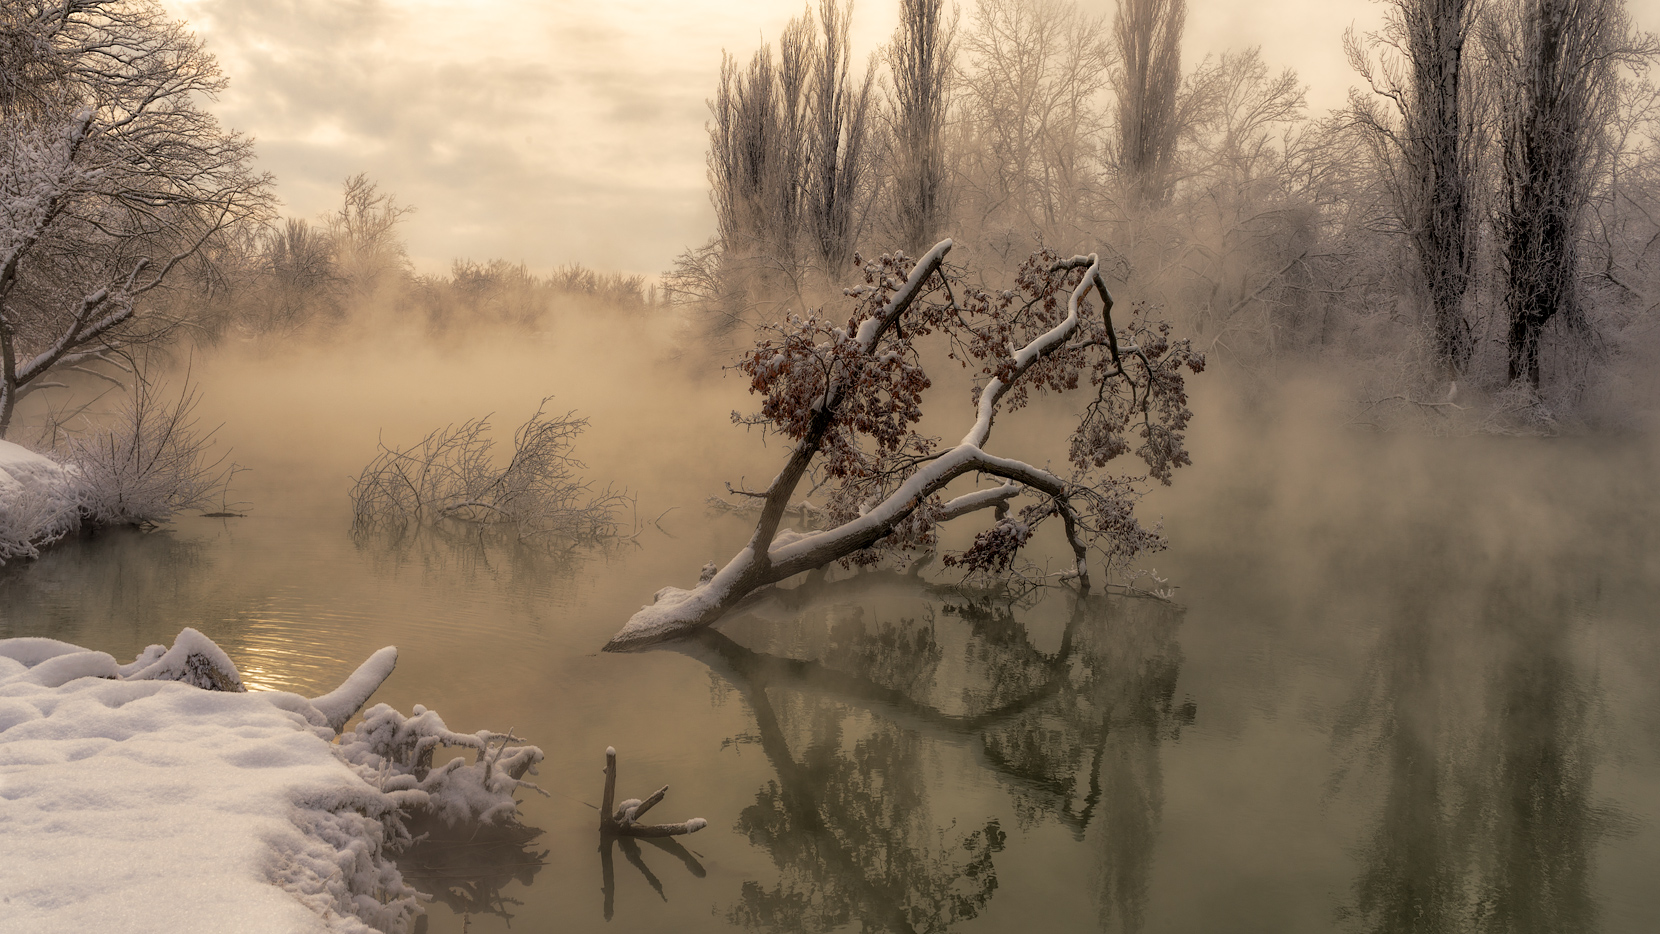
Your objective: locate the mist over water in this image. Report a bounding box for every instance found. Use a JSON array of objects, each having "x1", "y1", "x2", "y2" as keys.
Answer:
[{"x1": 3, "y1": 313, "x2": 1657, "y2": 933}]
